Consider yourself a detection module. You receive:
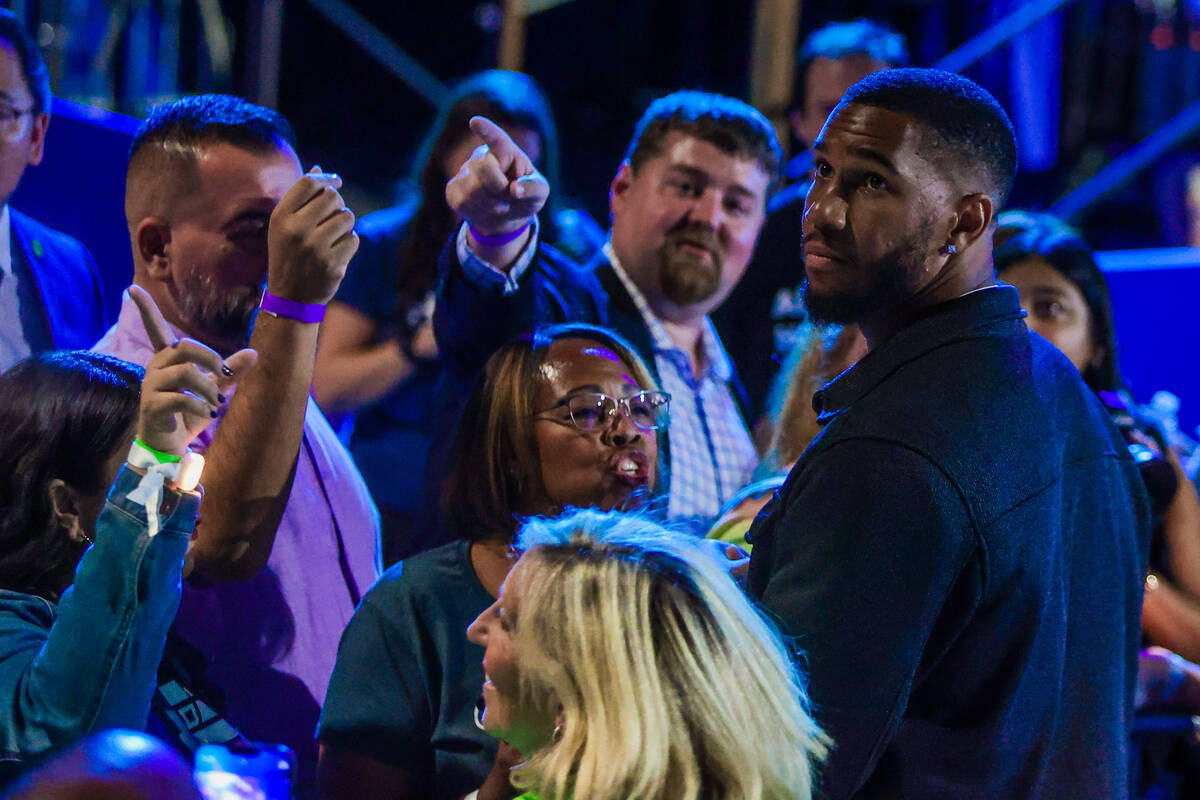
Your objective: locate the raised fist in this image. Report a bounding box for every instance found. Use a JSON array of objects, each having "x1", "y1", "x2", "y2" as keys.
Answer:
[{"x1": 267, "y1": 168, "x2": 360, "y2": 306}]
